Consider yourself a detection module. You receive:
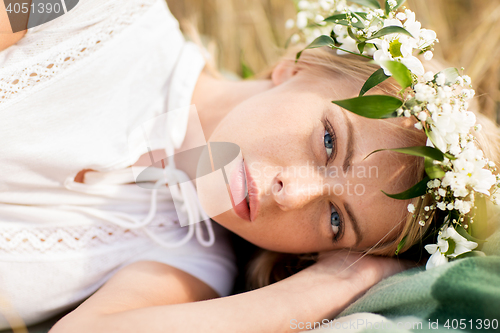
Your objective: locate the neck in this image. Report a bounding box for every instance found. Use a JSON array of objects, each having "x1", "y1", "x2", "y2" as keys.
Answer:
[{"x1": 191, "y1": 71, "x2": 273, "y2": 141}]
